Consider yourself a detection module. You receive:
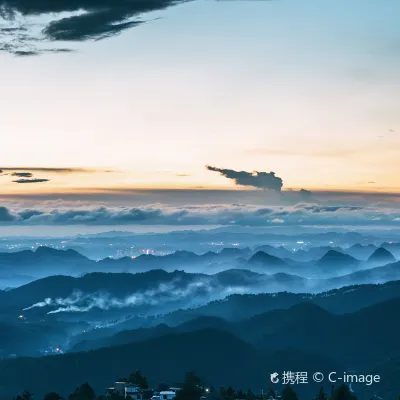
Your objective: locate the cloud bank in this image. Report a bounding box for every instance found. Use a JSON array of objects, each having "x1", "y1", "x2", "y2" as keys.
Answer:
[{"x1": 0, "y1": 203, "x2": 399, "y2": 227}]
